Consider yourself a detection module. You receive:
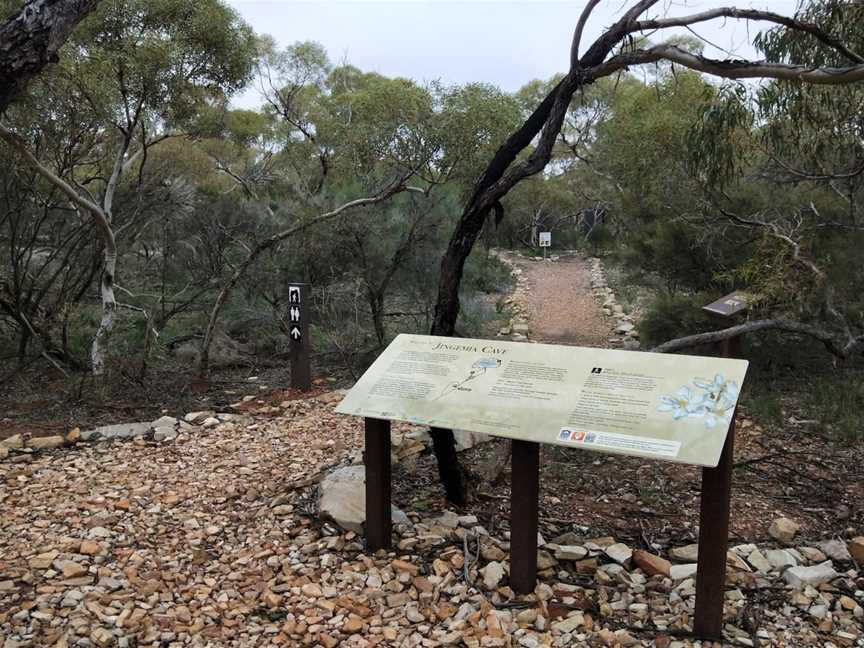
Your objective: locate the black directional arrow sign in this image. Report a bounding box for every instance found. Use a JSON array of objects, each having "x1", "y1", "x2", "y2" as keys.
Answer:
[{"x1": 290, "y1": 326, "x2": 302, "y2": 341}]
